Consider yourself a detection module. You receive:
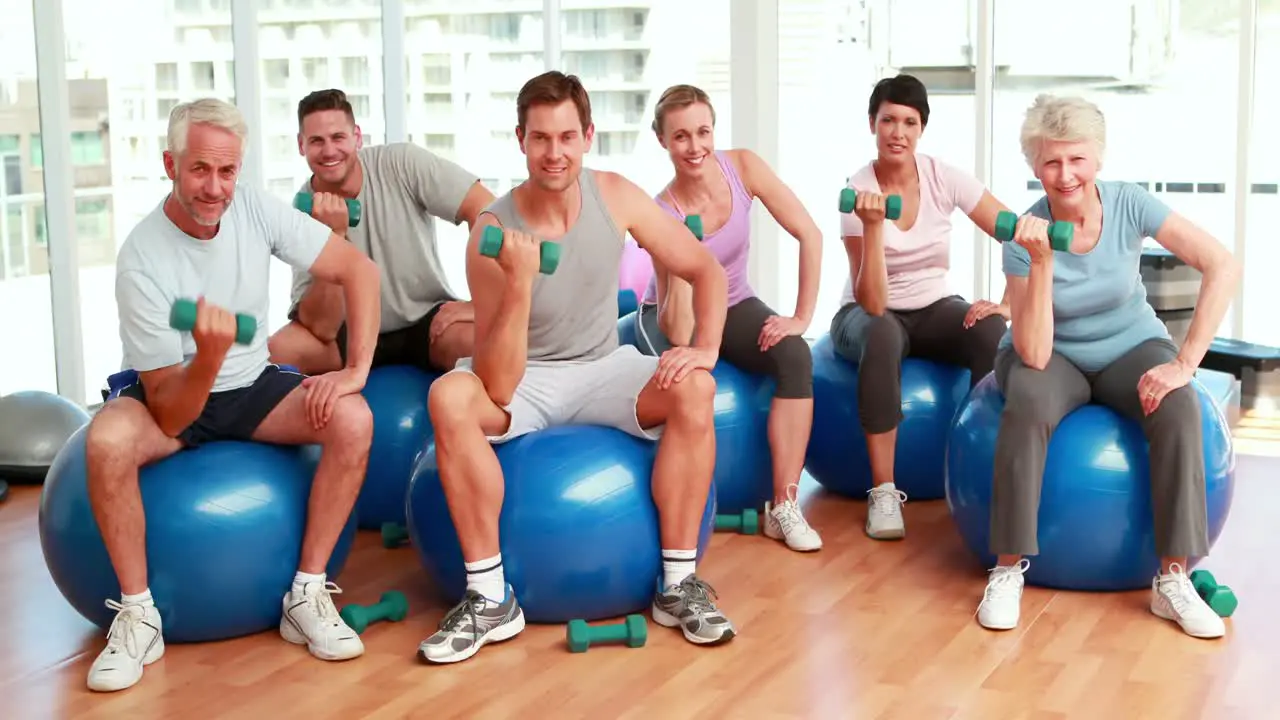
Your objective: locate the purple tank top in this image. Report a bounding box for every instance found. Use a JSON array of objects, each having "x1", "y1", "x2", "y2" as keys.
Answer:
[{"x1": 643, "y1": 150, "x2": 755, "y2": 307}]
